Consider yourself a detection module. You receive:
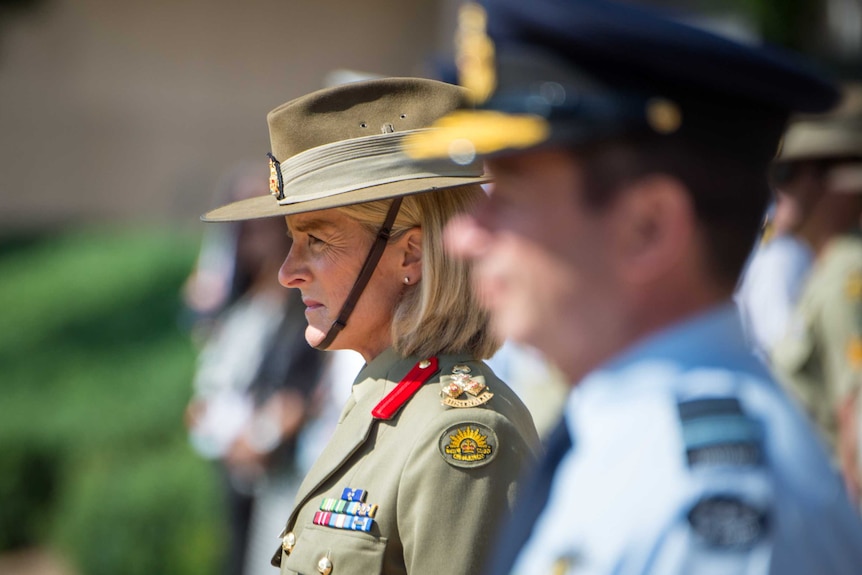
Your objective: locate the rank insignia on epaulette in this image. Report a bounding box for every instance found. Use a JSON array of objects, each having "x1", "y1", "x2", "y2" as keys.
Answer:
[
  {"x1": 440, "y1": 365, "x2": 493, "y2": 408},
  {"x1": 677, "y1": 397, "x2": 763, "y2": 467},
  {"x1": 438, "y1": 422, "x2": 498, "y2": 468}
]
